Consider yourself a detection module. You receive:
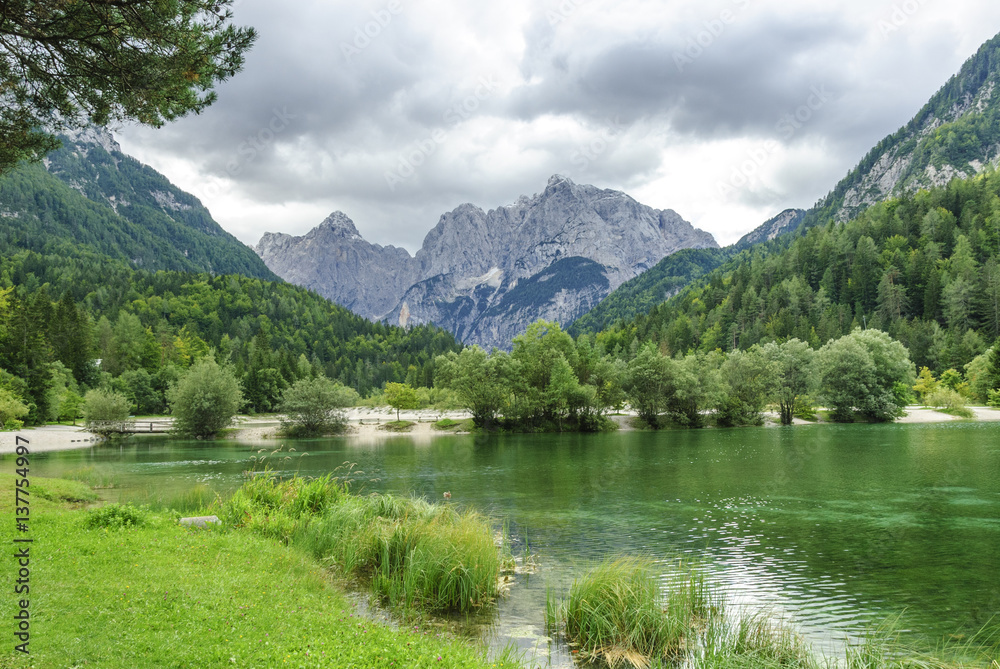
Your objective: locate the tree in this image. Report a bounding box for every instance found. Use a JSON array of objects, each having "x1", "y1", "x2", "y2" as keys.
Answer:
[
  {"x1": 435, "y1": 348, "x2": 510, "y2": 429},
  {"x1": 168, "y1": 357, "x2": 242, "y2": 438},
  {"x1": 82, "y1": 387, "x2": 132, "y2": 437},
  {"x1": 0, "y1": 0, "x2": 257, "y2": 174},
  {"x1": 760, "y1": 339, "x2": 815, "y2": 426},
  {"x1": 815, "y1": 329, "x2": 915, "y2": 422},
  {"x1": 384, "y1": 382, "x2": 418, "y2": 422},
  {"x1": 717, "y1": 347, "x2": 775, "y2": 427},
  {"x1": 279, "y1": 376, "x2": 357, "y2": 437},
  {"x1": 623, "y1": 344, "x2": 673, "y2": 428}
]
